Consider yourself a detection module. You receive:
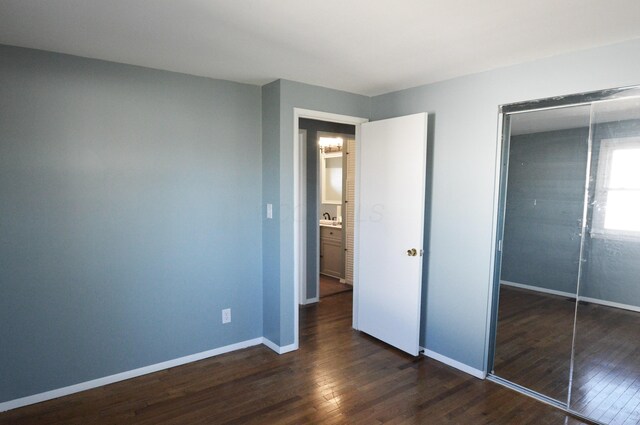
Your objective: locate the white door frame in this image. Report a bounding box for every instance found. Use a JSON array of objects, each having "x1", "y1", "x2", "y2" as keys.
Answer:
[
  {"x1": 298, "y1": 128, "x2": 308, "y2": 304},
  {"x1": 293, "y1": 108, "x2": 369, "y2": 342}
]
